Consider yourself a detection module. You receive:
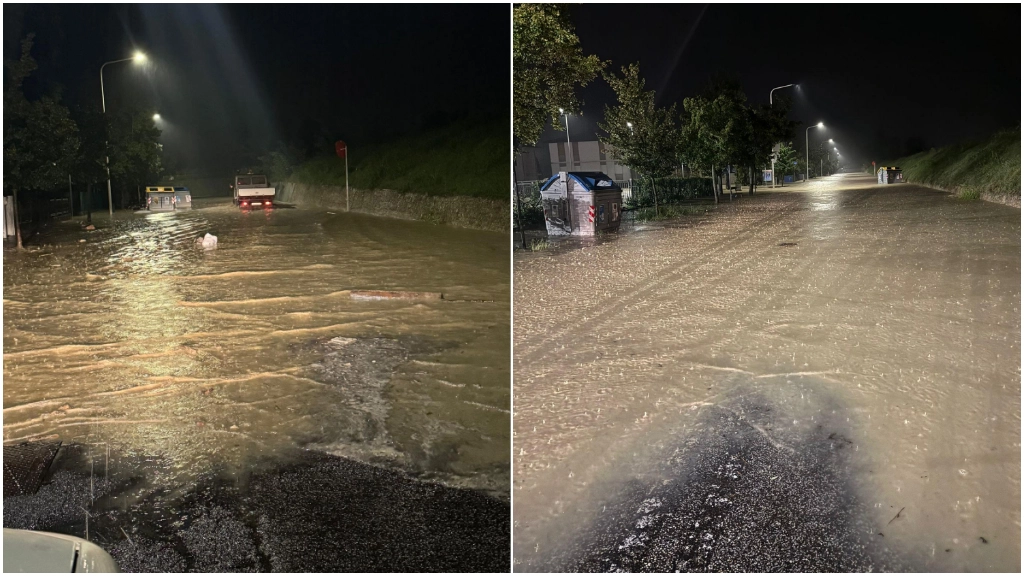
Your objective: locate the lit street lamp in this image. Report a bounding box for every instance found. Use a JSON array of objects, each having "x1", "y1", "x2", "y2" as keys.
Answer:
[
  {"x1": 806, "y1": 122, "x2": 824, "y2": 181},
  {"x1": 821, "y1": 139, "x2": 835, "y2": 177},
  {"x1": 152, "y1": 113, "x2": 161, "y2": 121},
  {"x1": 100, "y1": 50, "x2": 147, "y2": 217},
  {"x1": 769, "y1": 83, "x2": 796, "y2": 188}
]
